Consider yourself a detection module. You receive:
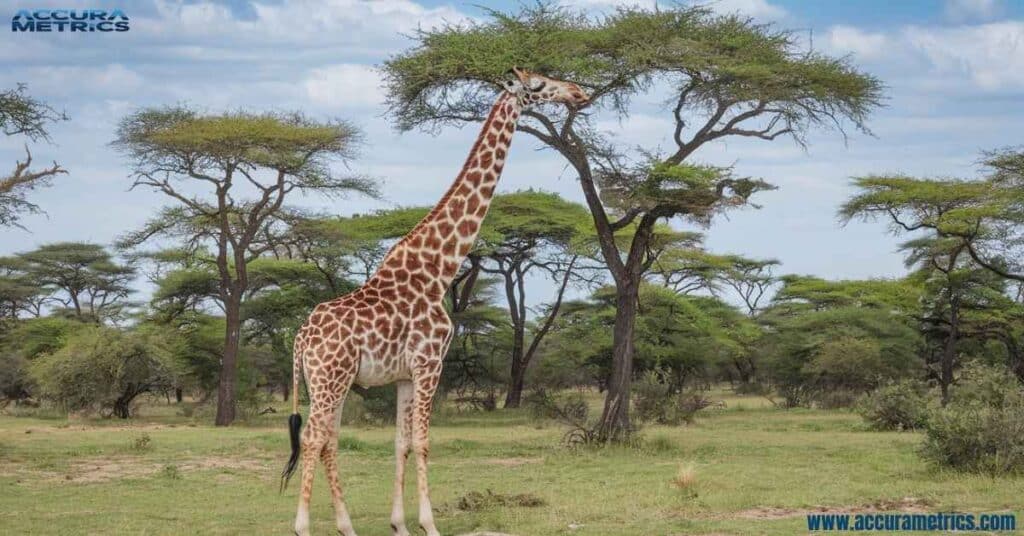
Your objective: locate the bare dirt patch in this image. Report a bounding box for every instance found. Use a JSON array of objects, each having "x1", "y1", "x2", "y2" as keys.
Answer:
[
  {"x1": 695, "y1": 497, "x2": 935, "y2": 521},
  {"x1": 7, "y1": 455, "x2": 274, "y2": 484}
]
